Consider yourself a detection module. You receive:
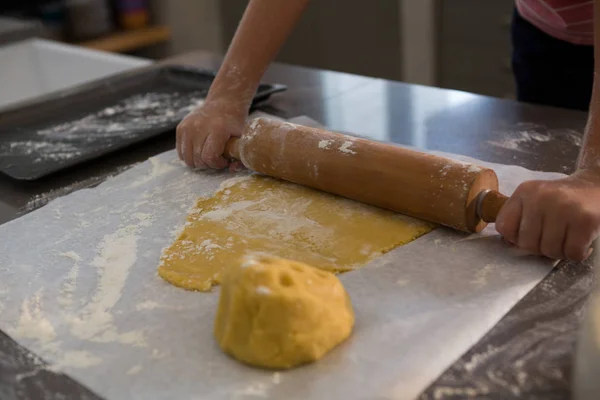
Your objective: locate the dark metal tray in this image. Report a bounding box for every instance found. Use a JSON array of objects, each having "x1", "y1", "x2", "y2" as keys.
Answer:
[{"x1": 0, "y1": 65, "x2": 286, "y2": 180}]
